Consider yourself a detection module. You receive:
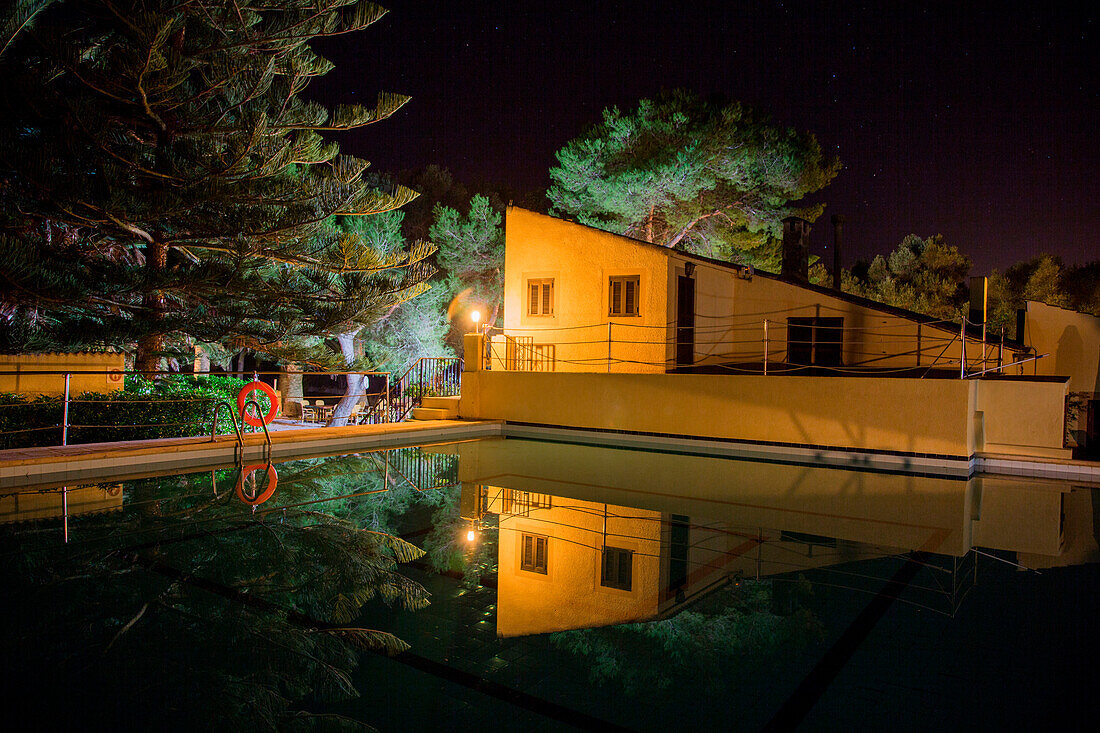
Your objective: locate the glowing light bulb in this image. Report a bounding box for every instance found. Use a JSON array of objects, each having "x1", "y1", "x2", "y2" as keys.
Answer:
[
  {"x1": 466, "y1": 529, "x2": 476, "y2": 542},
  {"x1": 471, "y1": 310, "x2": 481, "y2": 325}
]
